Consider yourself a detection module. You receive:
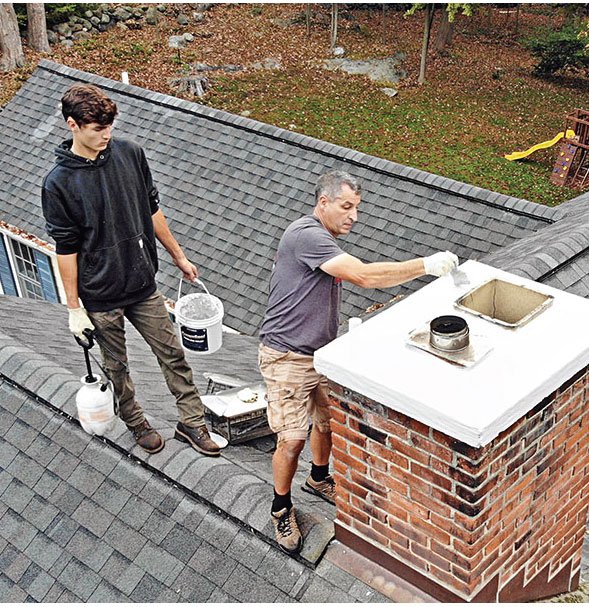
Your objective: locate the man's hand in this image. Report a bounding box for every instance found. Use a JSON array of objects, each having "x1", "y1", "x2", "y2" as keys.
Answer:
[
  {"x1": 68, "y1": 307, "x2": 95, "y2": 339},
  {"x1": 423, "y1": 251, "x2": 459, "y2": 277},
  {"x1": 175, "y1": 256, "x2": 199, "y2": 282}
]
